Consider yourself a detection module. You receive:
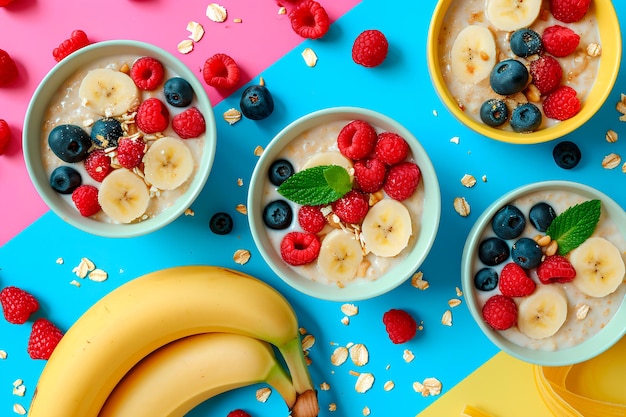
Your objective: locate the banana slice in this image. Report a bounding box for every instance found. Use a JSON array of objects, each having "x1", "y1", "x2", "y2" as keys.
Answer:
[
  {"x1": 450, "y1": 25, "x2": 497, "y2": 84},
  {"x1": 517, "y1": 284, "x2": 568, "y2": 340},
  {"x1": 98, "y1": 168, "x2": 150, "y2": 224},
  {"x1": 78, "y1": 68, "x2": 140, "y2": 117},
  {"x1": 569, "y1": 237, "x2": 625, "y2": 298},
  {"x1": 485, "y1": 0, "x2": 542, "y2": 32},
  {"x1": 361, "y1": 199, "x2": 412, "y2": 257},
  {"x1": 317, "y1": 229, "x2": 364, "y2": 283},
  {"x1": 142, "y1": 136, "x2": 194, "y2": 190},
  {"x1": 301, "y1": 151, "x2": 354, "y2": 174}
]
